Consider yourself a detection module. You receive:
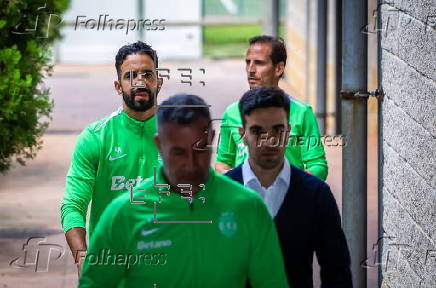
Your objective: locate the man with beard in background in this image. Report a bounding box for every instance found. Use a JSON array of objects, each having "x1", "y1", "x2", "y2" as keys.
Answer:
[{"x1": 60, "y1": 41, "x2": 163, "y2": 276}]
